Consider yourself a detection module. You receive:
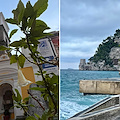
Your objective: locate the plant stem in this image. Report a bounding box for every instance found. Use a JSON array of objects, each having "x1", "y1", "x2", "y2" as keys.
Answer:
[
  {"x1": 26, "y1": 34, "x2": 57, "y2": 114},
  {"x1": 20, "y1": 103, "x2": 31, "y2": 116},
  {"x1": 38, "y1": 64, "x2": 57, "y2": 114},
  {"x1": 17, "y1": 49, "x2": 37, "y2": 65}
]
